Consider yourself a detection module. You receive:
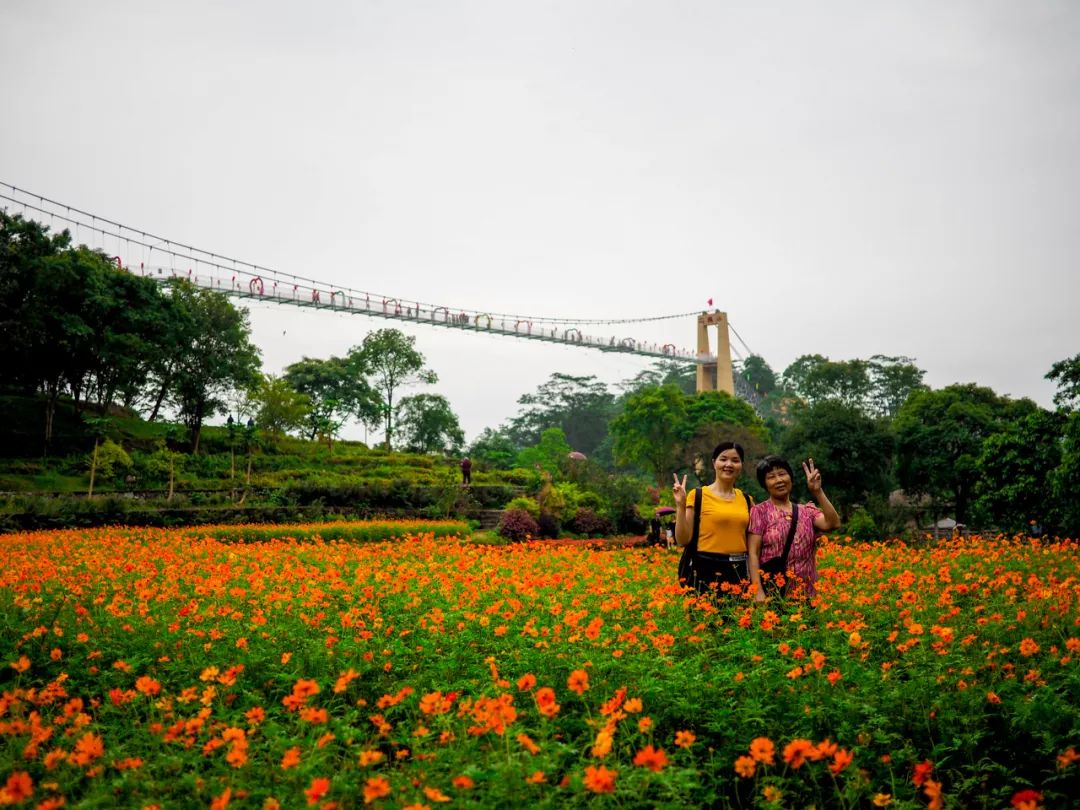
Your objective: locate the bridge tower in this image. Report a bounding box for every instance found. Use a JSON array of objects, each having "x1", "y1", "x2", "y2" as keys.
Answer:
[{"x1": 696, "y1": 310, "x2": 735, "y2": 395}]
